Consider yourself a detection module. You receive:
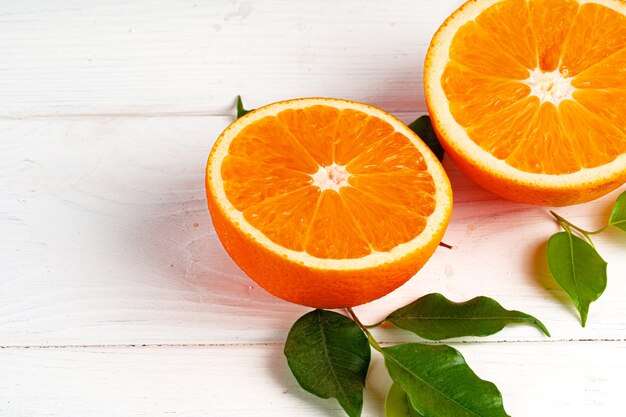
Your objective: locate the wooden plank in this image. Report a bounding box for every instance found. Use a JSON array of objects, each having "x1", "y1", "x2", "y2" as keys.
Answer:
[
  {"x1": 0, "y1": 0, "x2": 463, "y2": 117},
  {"x1": 1, "y1": 341, "x2": 624, "y2": 416},
  {"x1": 1, "y1": 116, "x2": 624, "y2": 346}
]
